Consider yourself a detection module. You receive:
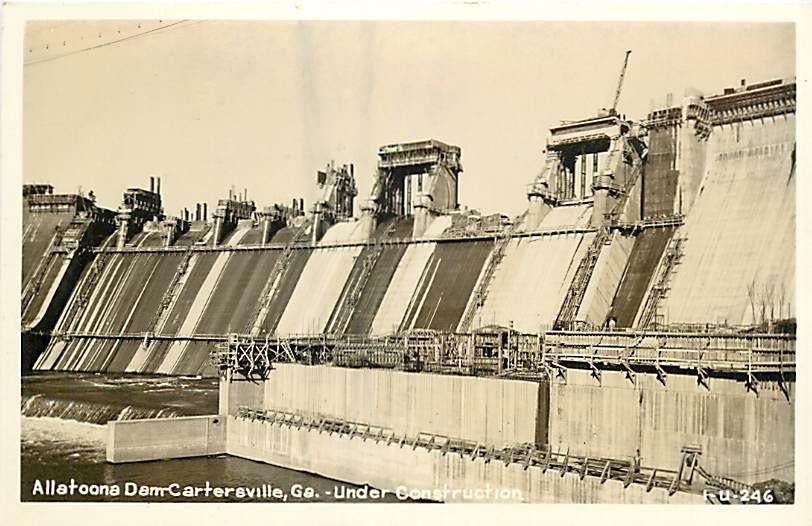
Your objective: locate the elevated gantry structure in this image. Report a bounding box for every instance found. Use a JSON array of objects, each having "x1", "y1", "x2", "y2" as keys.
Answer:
[
  {"x1": 115, "y1": 177, "x2": 163, "y2": 249},
  {"x1": 312, "y1": 162, "x2": 358, "y2": 243},
  {"x1": 527, "y1": 114, "x2": 646, "y2": 229},
  {"x1": 212, "y1": 189, "x2": 256, "y2": 246},
  {"x1": 367, "y1": 140, "x2": 462, "y2": 235}
]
